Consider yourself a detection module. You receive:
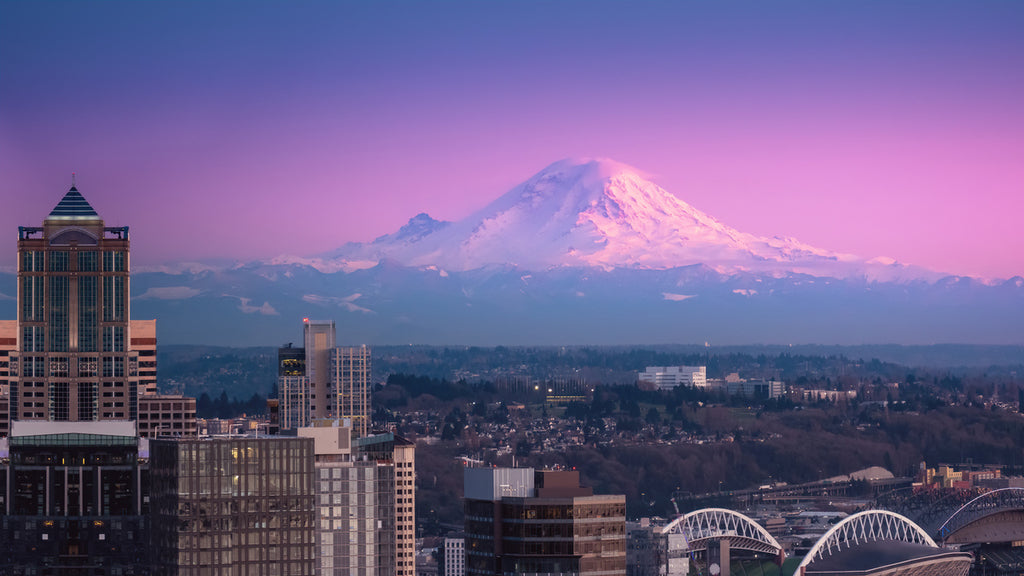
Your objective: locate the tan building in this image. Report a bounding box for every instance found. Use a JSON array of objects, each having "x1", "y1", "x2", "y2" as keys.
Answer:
[
  {"x1": 2, "y1": 184, "x2": 193, "y2": 432},
  {"x1": 0, "y1": 320, "x2": 14, "y2": 436},
  {"x1": 9, "y1": 186, "x2": 151, "y2": 422},
  {"x1": 131, "y1": 319, "x2": 158, "y2": 395},
  {"x1": 278, "y1": 320, "x2": 371, "y2": 435},
  {"x1": 300, "y1": 425, "x2": 417, "y2": 576},
  {"x1": 138, "y1": 394, "x2": 198, "y2": 437}
]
